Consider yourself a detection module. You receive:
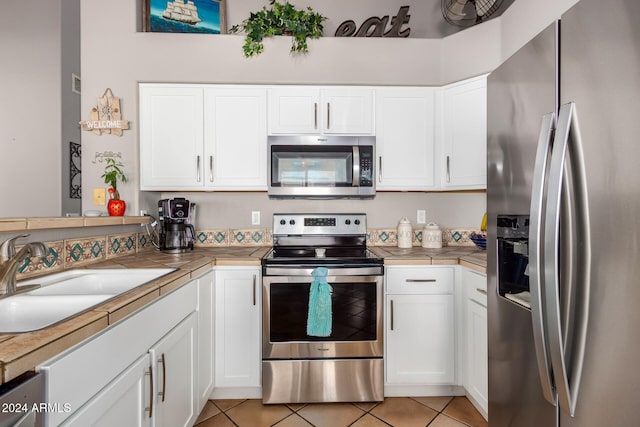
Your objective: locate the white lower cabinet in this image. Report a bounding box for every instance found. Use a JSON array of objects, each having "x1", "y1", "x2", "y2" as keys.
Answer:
[
  {"x1": 196, "y1": 271, "x2": 214, "y2": 410},
  {"x1": 61, "y1": 354, "x2": 150, "y2": 427},
  {"x1": 463, "y1": 268, "x2": 488, "y2": 418},
  {"x1": 38, "y1": 278, "x2": 199, "y2": 427},
  {"x1": 150, "y1": 313, "x2": 198, "y2": 427},
  {"x1": 212, "y1": 267, "x2": 261, "y2": 398},
  {"x1": 384, "y1": 266, "x2": 457, "y2": 395}
]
